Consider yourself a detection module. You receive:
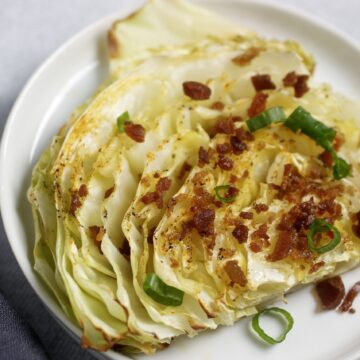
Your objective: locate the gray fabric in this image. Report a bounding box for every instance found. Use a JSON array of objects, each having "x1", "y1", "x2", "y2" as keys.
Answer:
[{"x1": 0, "y1": 1, "x2": 358, "y2": 359}]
